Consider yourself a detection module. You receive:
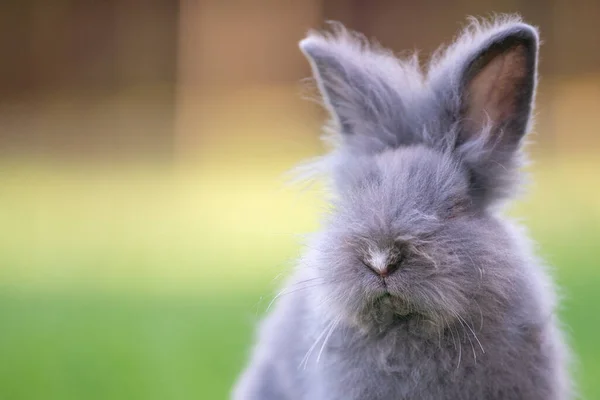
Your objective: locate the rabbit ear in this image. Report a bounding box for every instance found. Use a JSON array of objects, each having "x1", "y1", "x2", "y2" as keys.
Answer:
[
  {"x1": 299, "y1": 37, "x2": 356, "y2": 134},
  {"x1": 300, "y1": 25, "x2": 421, "y2": 153},
  {"x1": 456, "y1": 23, "x2": 538, "y2": 149},
  {"x1": 430, "y1": 17, "x2": 539, "y2": 205}
]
